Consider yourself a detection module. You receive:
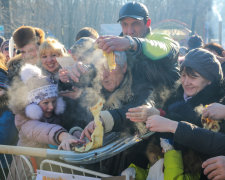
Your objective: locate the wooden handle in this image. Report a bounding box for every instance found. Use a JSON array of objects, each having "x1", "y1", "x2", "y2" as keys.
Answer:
[{"x1": 0, "y1": 145, "x2": 47, "y2": 157}]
